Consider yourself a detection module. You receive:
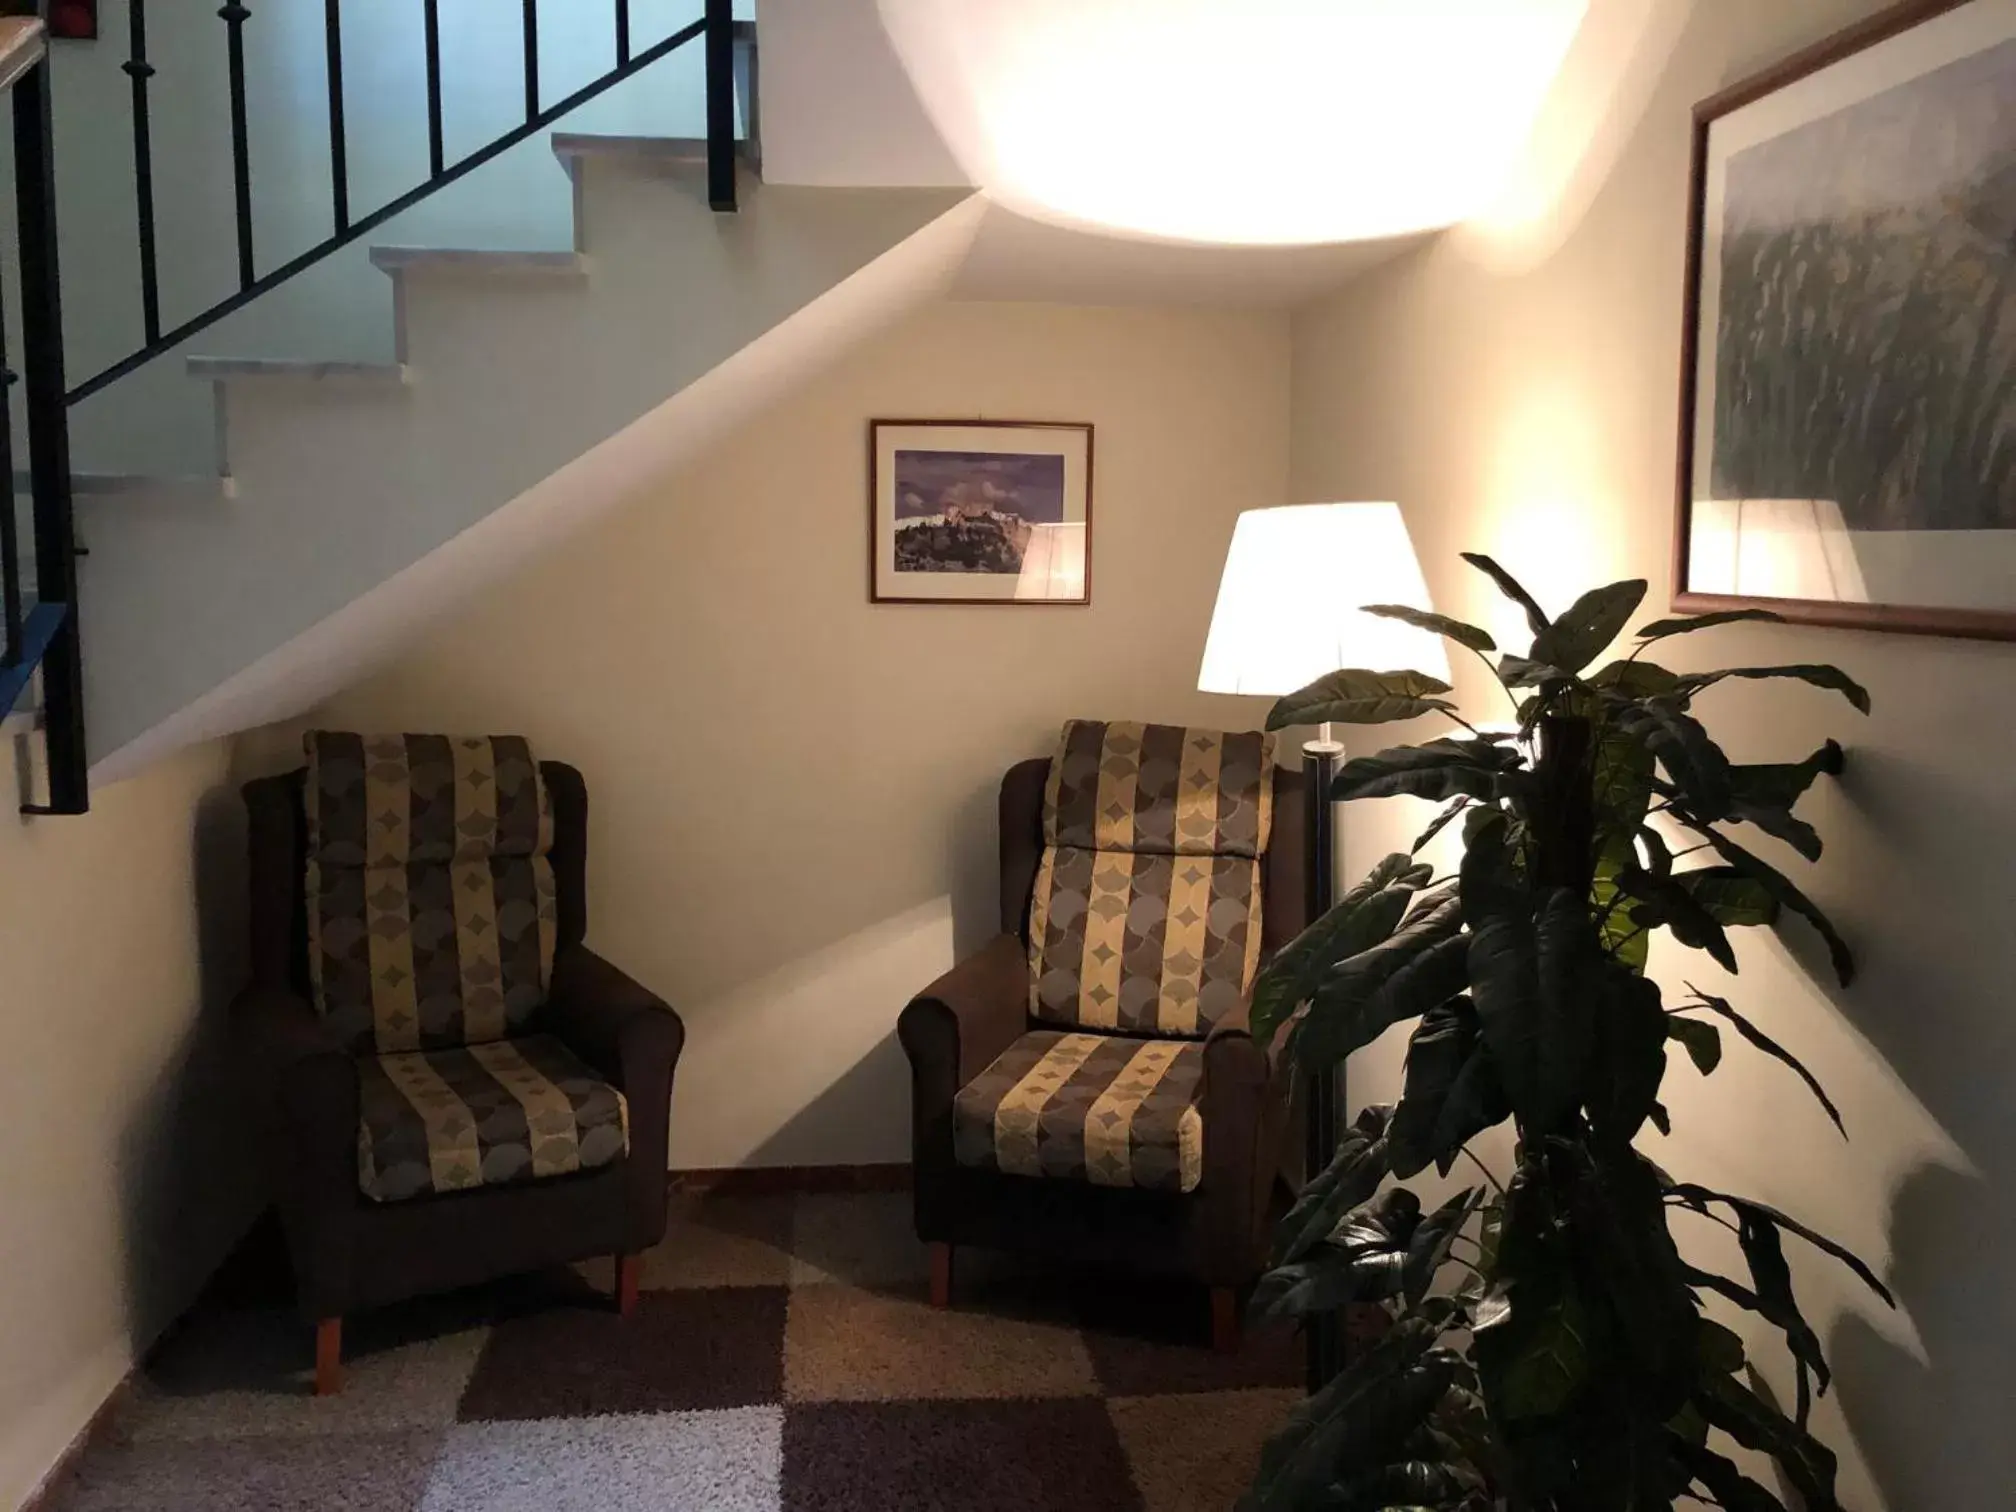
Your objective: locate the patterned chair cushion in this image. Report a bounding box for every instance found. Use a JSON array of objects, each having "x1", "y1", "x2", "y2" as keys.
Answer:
[
  {"x1": 953, "y1": 1030, "x2": 1205, "y2": 1195},
  {"x1": 1029, "y1": 721, "x2": 1276, "y2": 1037},
  {"x1": 357, "y1": 1034, "x2": 630, "y2": 1203},
  {"x1": 304, "y1": 732, "x2": 558, "y2": 1055}
]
